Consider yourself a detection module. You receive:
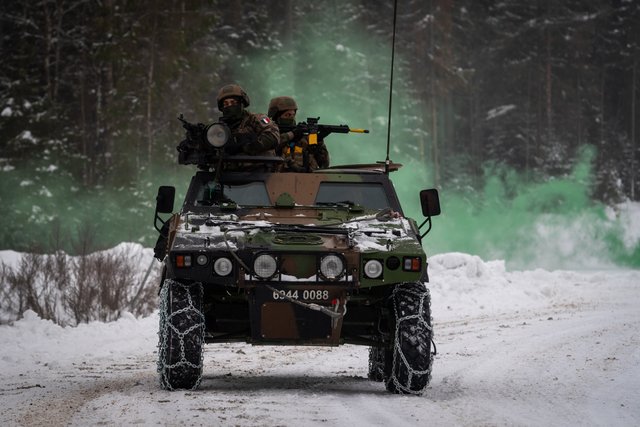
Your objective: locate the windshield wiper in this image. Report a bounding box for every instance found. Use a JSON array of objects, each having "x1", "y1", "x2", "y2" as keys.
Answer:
[
  {"x1": 315, "y1": 200, "x2": 356, "y2": 207},
  {"x1": 315, "y1": 200, "x2": 365, "y2": 214}
]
